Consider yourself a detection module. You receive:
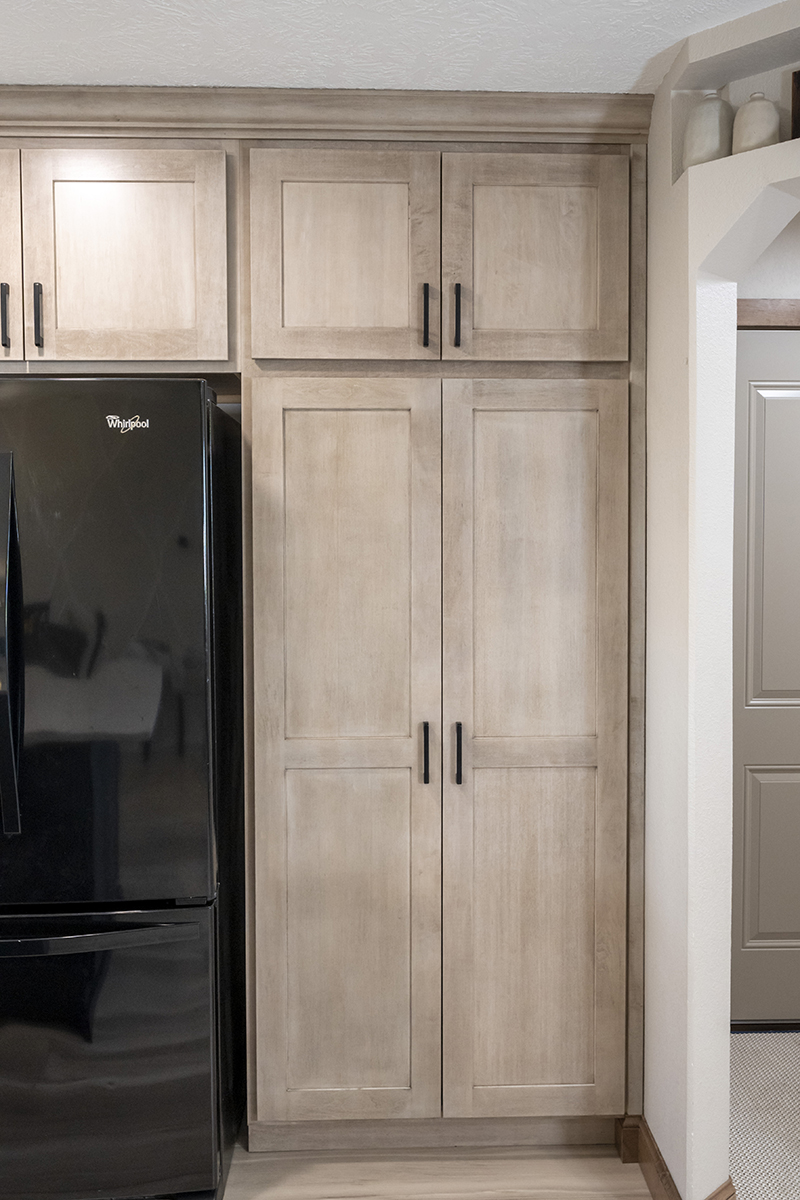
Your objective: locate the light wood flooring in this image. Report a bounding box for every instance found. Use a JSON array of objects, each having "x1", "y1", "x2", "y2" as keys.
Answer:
[{"x1": 224, "y1": 1145, "x2": 651, "y2": 1200}]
